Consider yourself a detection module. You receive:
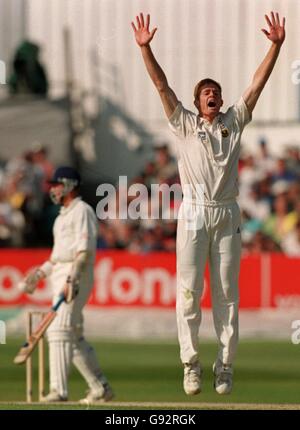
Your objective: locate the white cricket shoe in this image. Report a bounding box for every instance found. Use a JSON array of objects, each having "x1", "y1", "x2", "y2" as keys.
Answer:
[
  {"x1": 79, "y1": 384, "x2": 114, "y2": 405},
  {"x1": 183, "y1": 362, "x2": 202, "y2": 395},
  {"x1": 213, "y1": 360, "x2": 233, "y2": 395},
  {"x1": 40, "y1": 389, "x2": 68, "y2": 402}
]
